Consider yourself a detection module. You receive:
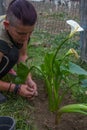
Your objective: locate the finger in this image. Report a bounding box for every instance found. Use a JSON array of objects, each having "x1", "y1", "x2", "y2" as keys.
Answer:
[
  {"x1": 34, "y1": 91, "x2": 38, "y2": 96},
  {"x1": 27, "y1": 97, "x2": 34, "y2": 100},
  {"x1": 27, "y1": 87, "x2": 35, "y2": 92}
]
